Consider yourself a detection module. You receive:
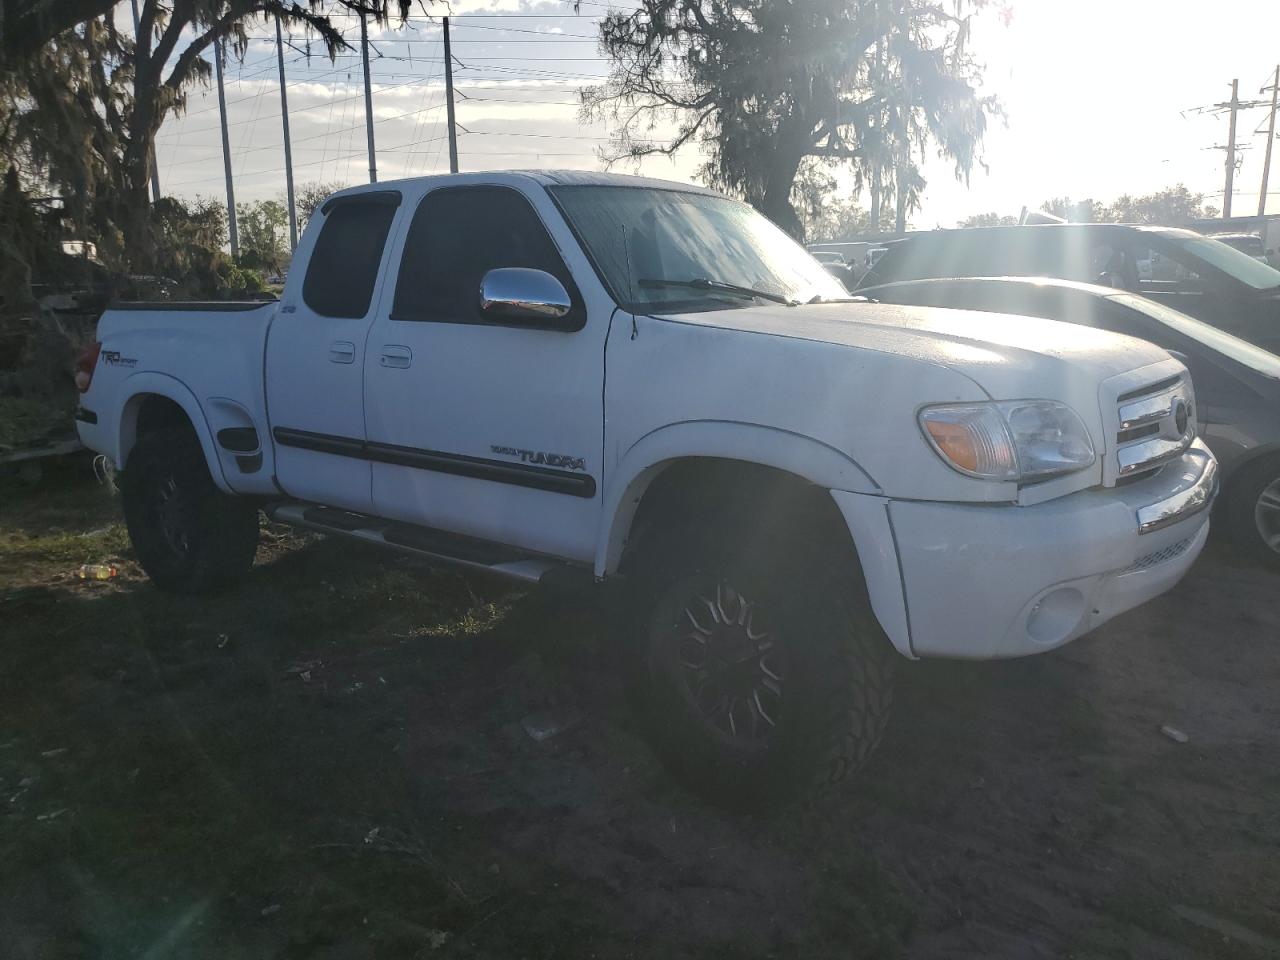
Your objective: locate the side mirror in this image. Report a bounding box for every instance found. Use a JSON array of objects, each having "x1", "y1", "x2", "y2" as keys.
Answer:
[{"x1": 480, "y1": 268, "x2": 571, "y2": 322}]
